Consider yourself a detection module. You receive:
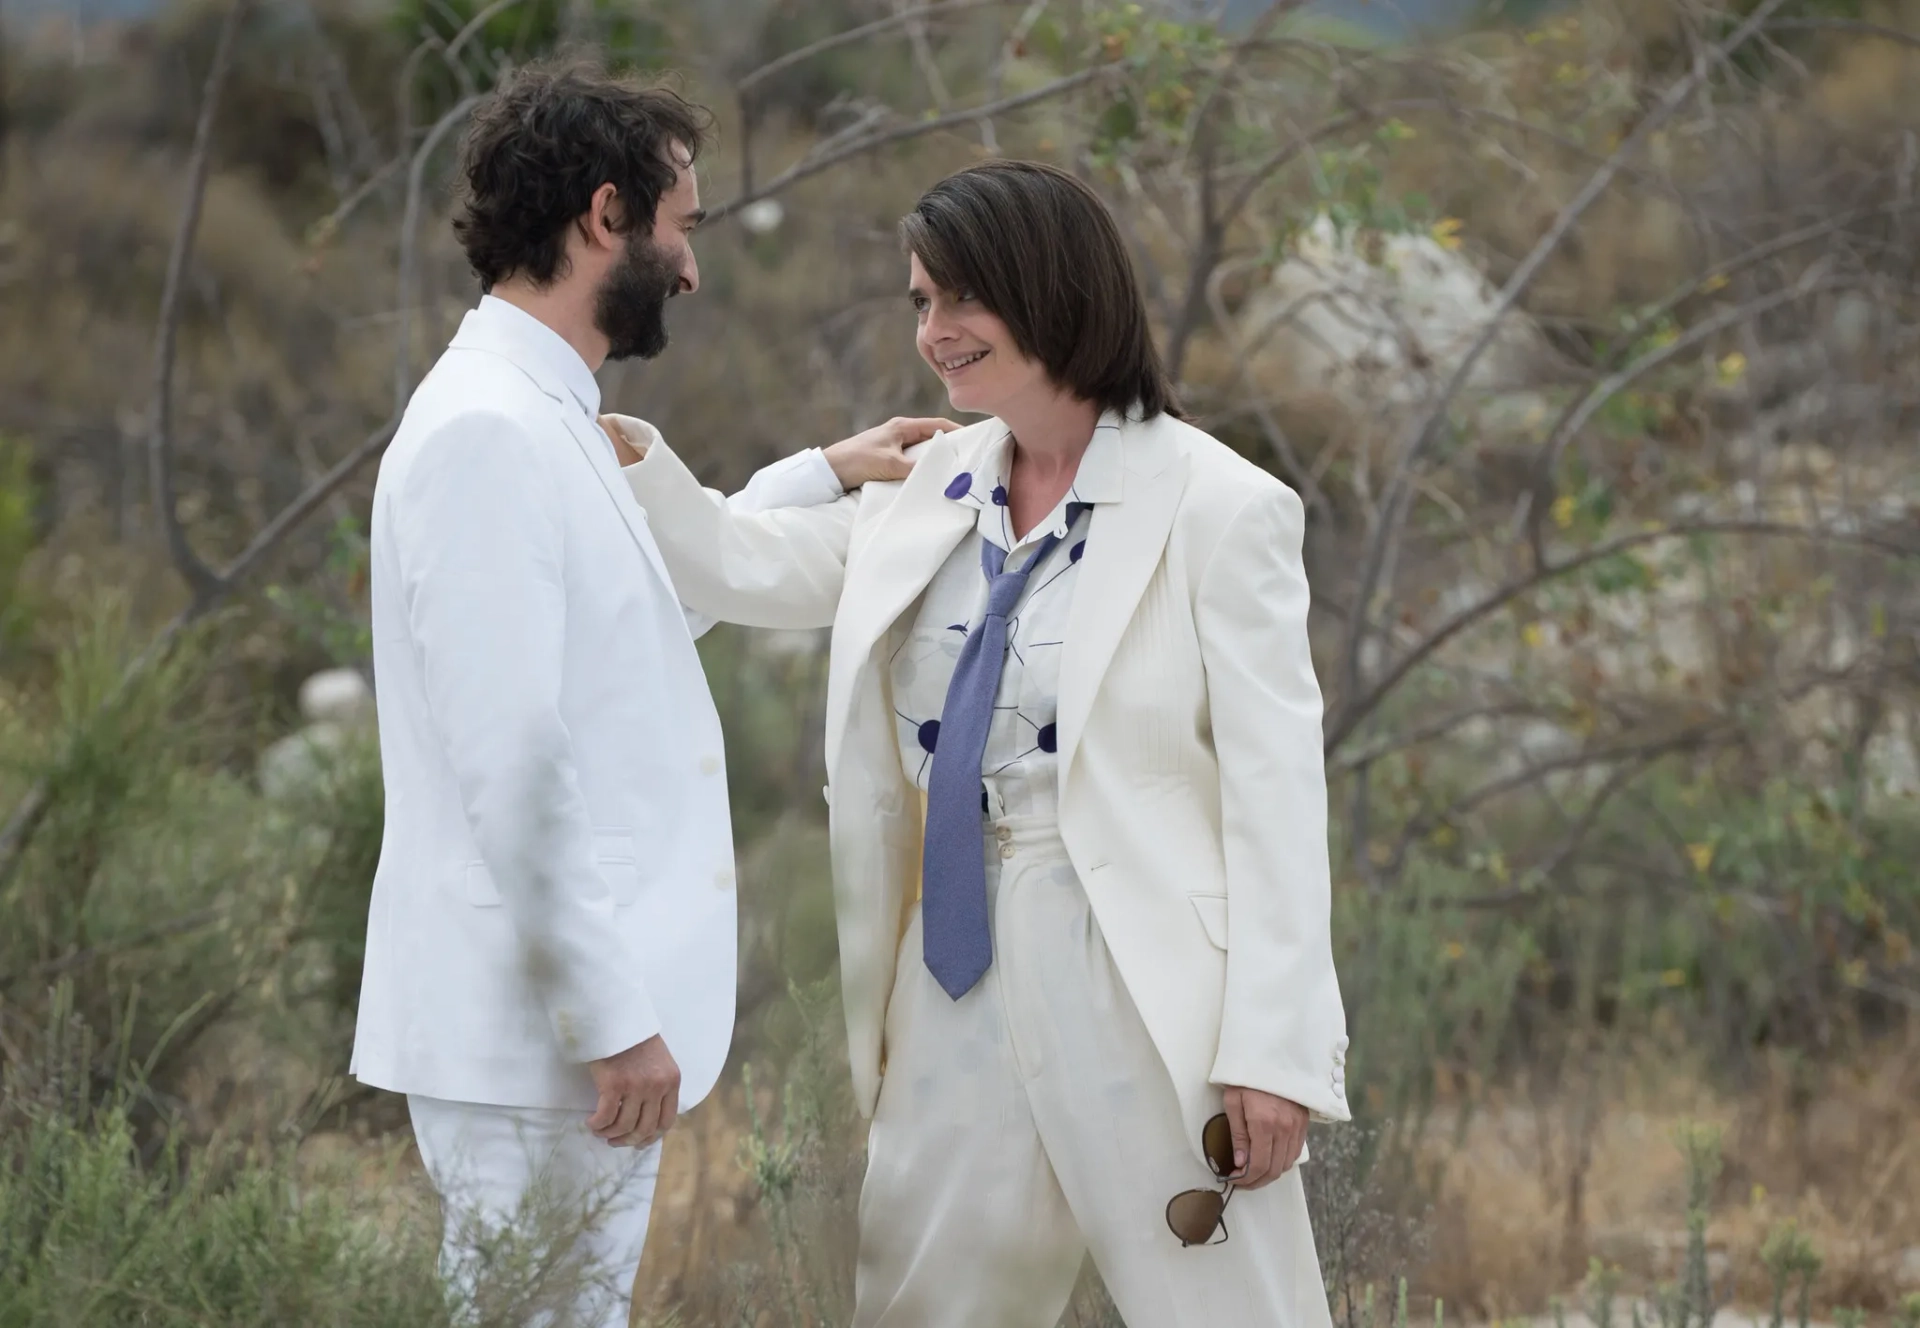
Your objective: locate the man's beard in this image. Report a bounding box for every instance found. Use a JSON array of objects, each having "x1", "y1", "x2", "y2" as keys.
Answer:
[{"x1": 596, "y1": 231, "x2": 680, "y2": 362}]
